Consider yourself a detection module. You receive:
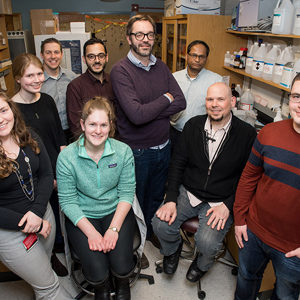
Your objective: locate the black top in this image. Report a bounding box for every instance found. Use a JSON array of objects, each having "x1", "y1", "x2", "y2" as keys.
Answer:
[
  {"x1": 0, "y1": 132, "x2": 53, "y2": 230},
  {"x1": 16, "y1": 93, "x2": 66, "y2": 173},
  {"x1": 165, "y1": 114, "x2": 257, "y2": 211}
]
